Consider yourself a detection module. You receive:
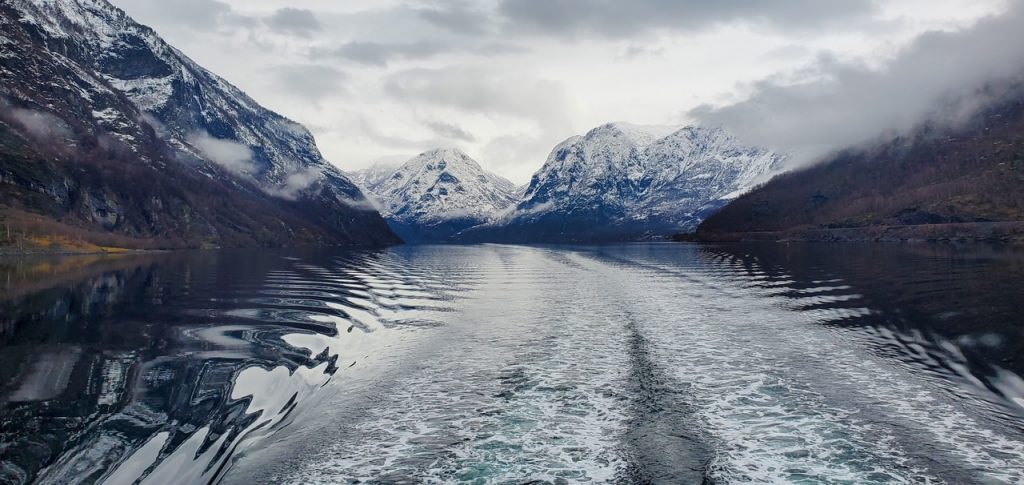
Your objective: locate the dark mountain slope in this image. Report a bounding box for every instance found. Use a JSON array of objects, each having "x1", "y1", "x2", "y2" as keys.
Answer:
[
  {"x1": 696, "y1": 81, "x2": 1024, "y2": 244},
  {"x1": 0, "y1": 0, "x2": 399, "y2": 251}
]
